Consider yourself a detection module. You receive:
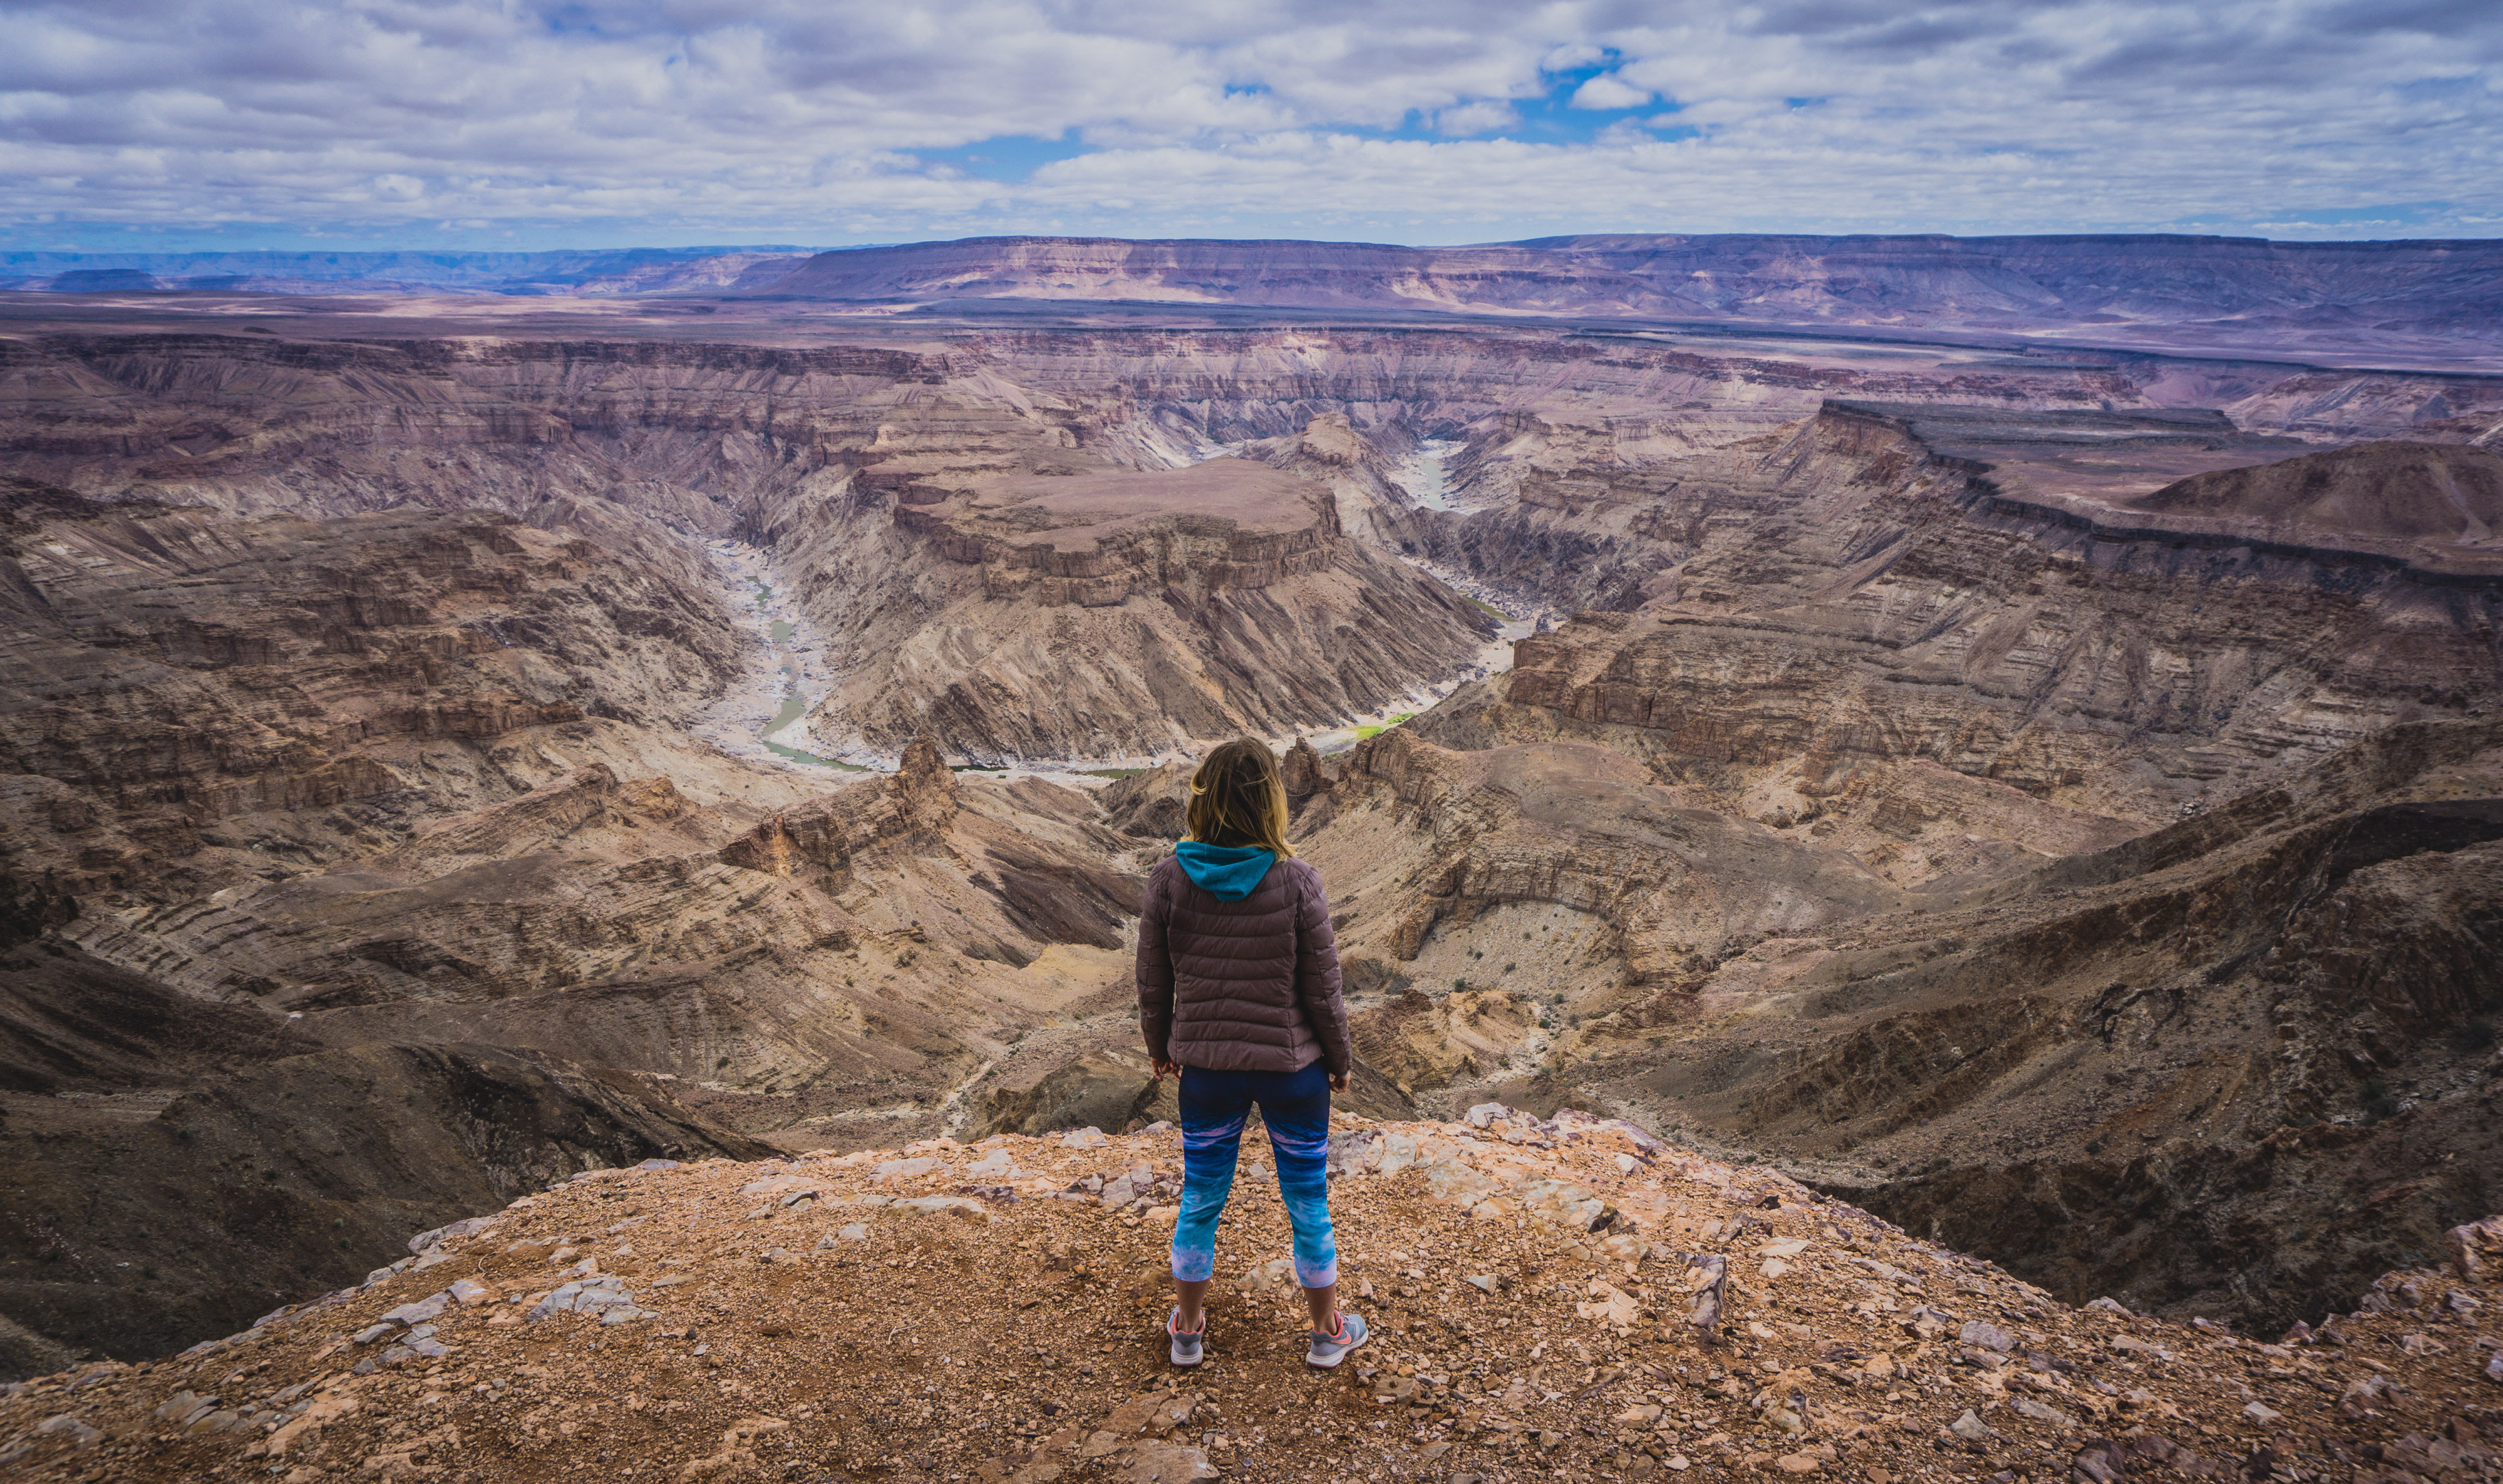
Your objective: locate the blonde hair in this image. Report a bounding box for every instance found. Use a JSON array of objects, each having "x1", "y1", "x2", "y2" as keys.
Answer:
[{"x1": 1185, "y1": 739, "x2": 1295, "y2": 858}]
